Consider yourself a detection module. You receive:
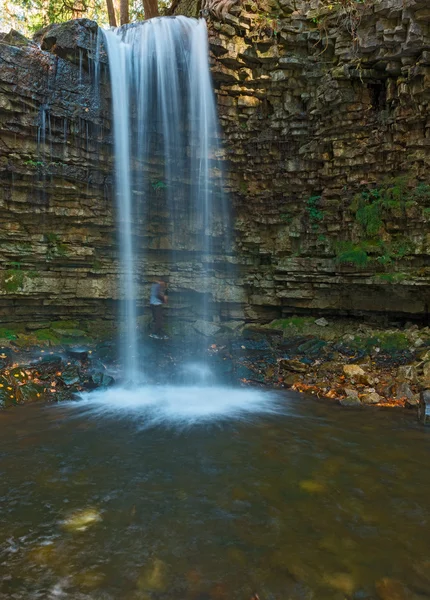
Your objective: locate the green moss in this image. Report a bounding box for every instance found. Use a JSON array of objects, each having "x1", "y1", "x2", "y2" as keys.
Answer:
[
  {"x1": 51, "y1": 320, "x2": 80, "y2": 330},
  {"x1": 2, "y1": 268, "x2": 25, "y2": 293},
  {"x1": 307, "y1": 195, "x2": 324, "y2": 230},
  {"x1": 270, "y1": 317, "x2": 314, "y2": 330},
  {"x1": 335, "y1": 242, "x2": 369, "y2": 267},
  {"x1": 45, "y1": 233, "x2": 67, "y2": 260},
  {"x1": 0, "y1": 327, "x2": 18, "y2": 340},
  {"x1": 35, "y1": 329, "x2": 62, "y2": 345}
]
